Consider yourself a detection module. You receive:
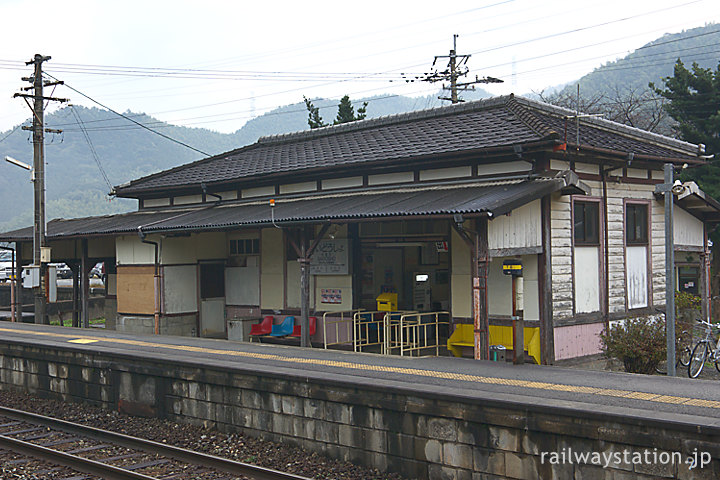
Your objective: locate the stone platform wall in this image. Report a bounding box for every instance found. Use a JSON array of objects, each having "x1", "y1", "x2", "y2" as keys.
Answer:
[{"x1": 0, "y1": 341, "x2": 718, "y2": 479}]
